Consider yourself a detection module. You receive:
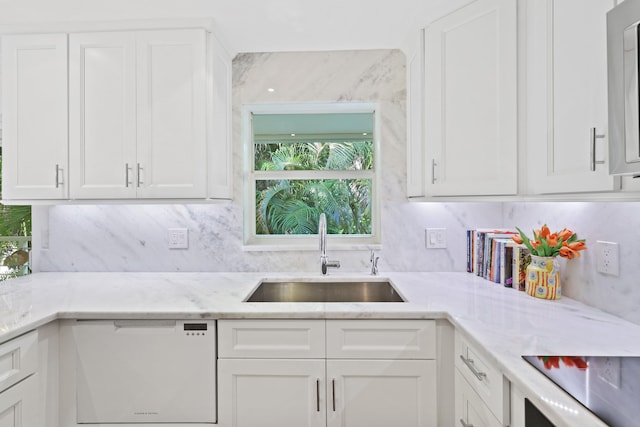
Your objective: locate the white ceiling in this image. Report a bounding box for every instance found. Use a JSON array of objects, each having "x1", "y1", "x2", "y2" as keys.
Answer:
[{"x1": 0, "y1": 0, "x2": 471, "y2": 56}]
